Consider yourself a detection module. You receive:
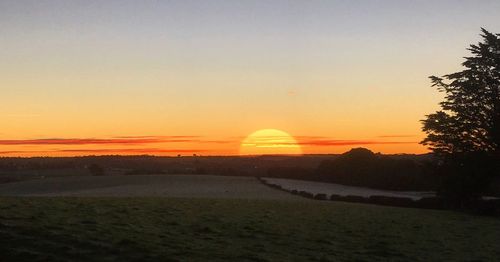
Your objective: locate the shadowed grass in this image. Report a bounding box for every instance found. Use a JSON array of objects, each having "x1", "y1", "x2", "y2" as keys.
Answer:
[{"x1": 0, "y1": 197, "x2": 499, "y2": 261}]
